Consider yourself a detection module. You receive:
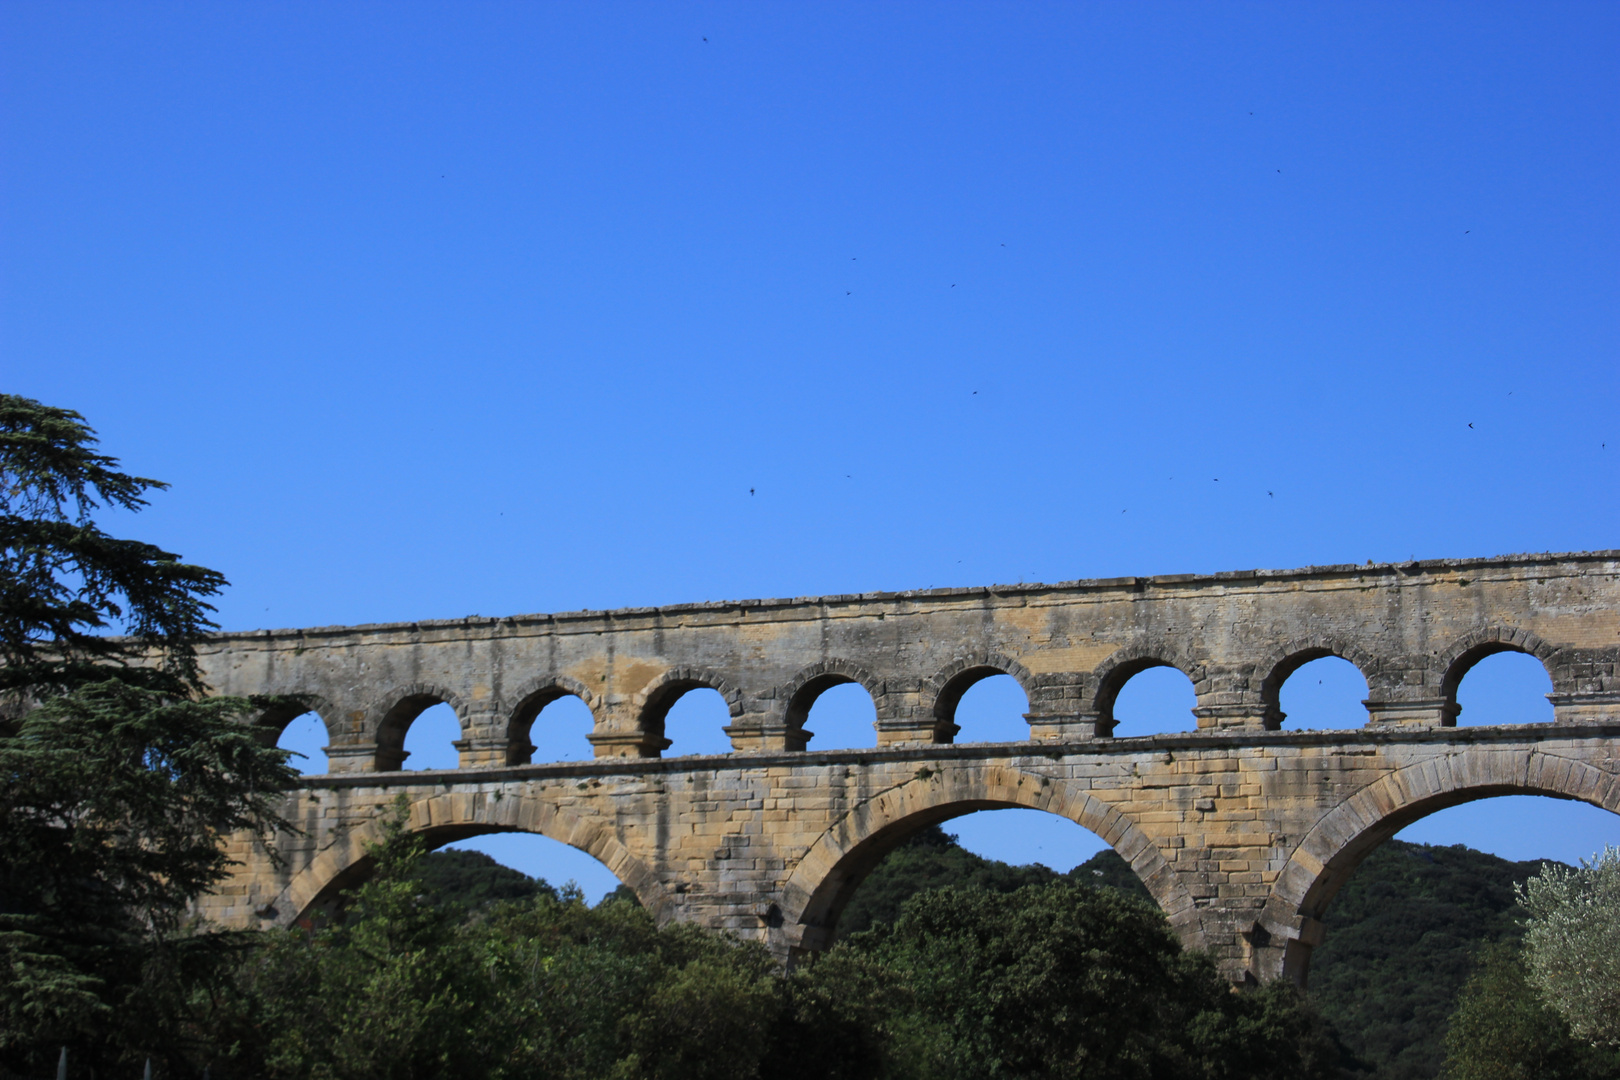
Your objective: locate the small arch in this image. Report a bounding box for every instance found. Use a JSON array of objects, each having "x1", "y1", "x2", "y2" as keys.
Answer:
[
  {"x1": 1436, "y1": 627, "x2": 1558, "y2": 725},
  {"x1": 780, "y1": 764, "x2": 1198, "y2": 954},
  {"x1": 251, "y1": 695, "x2": 334, "y2": 774},
  {"x1": 402, "y1": 704, "x2": 461, "y2": 770},
  {"x1": 927, "y1": 653, "x2": 1035, "y2": 744},
  {"x1": 505, "y1": 675, "x2": 604, "y2": 765},
  {"x1": 1089, "y1": 644, "x2": 1203, "y2": 736},
  {"x1": 276, "y1": 712, "x2": 331, "y2": 775},
  {"x1": 781, "y1": 660, "x2": 886, "y2": 741},
  {"x1": 1257, "y1": 638, "x2": 1376, "y2": 729},
  {"x1": 1455, "y1": 651, "x2": 1556, "y2": 726},
  {"x1": 1263, "y1": 750, "x2": 1620, "y2": 985},
  {"x1": 372, "y1": 684, "x2": 471, "y2": 771},
  {"x1": 803, "y1": 682, "x2": 879, "y2": 749},
  {"x1": 276, "y1": 790, "x2": 670, "y2": 927},
  {"x1": 664, "y1": 688, "x2": 736, "y2": 755},
  {"x1": 1275, "y1": 656, "x2": 1371, "y2": 730},
  {"x1": 633, "y1": 667, "x2": 743, "y2": 757},
  {"x1": 250, "y1": 694, "x2": 332, "y2": 745},
  {"x1": 953, "y1": 675, "x2": 1031, "y2": 742}
]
